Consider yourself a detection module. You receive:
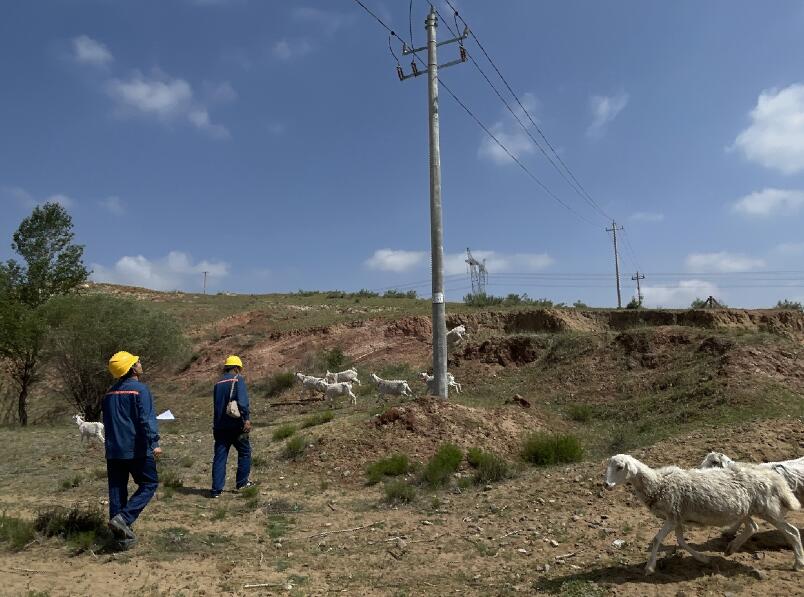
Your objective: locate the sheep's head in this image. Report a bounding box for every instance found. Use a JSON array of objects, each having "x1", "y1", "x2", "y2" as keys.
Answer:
[
  {"x1": 605, "y1": 454, "x2": 639, "y2": 489},
  {"x1": 73, "y1": 414, "x2": 82, "y2": 423},
  {"x1": 699, "y1": 452, "x2": 734, "y2": 469},
  {"x1": 418, "y1": 372, "x2": 428, "y2": 380}
]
